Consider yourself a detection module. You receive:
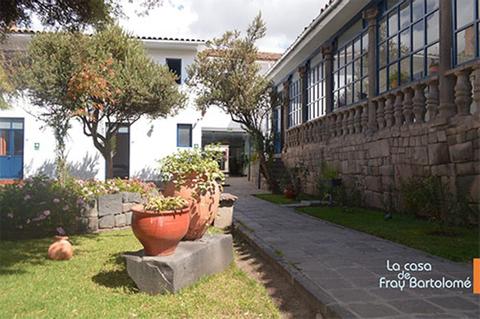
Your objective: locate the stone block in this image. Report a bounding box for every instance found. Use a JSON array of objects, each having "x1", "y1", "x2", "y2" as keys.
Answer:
[
  {"x1": 368, "y1": 140, "x2": 390, "y2": 158},
  {"x1": 456, "y1": 162, "x2": 475, "y2": 176},
  {"x1": 365, "y1": 176, "x2": 382, "y2": 192},
  {"x1": 124, "y1": 234, "x2": 233, "y2": 294},
  {"x1": 437, "y1": 130, "x2": 447, "y2": 142},
  {"x1": 427, "y1": 143, "x2": 450, "y2": 165},
  {"x1": 456, "y1": 175, "x2": 480, "y2": 202},
  {"x1": 449, "y1": 141, "x2": 473, "y2": 163},
  {"x1": 98, "y1": 215, "x2": 115, "y2": 229},
  {"x1": 97, "y1": 193, "x2": 123, "y2": 217},
  {"x1": 125, "y1": 212, "x2": 133, "y2": 226},
  {"x1": 86, "y1": 217, "x2": 98, "y2": 232},
  {"x1": 431, "y1": 164, "x2": 450, "y2": 176},
  {"x1": 122, "y1": 192, "x2": 142, "y2": 203},
  {"x1": 115, "y1": 213, "x2": 127, "y2": 227},
  {"x1": 80, "y1": 199, "x2": 97, "y2": 218},
  {"x1": 379, "y1": 165, "x2": 394, "y2": 176},
  {"x1": 122, "y1": 203, "x2": 134, "y2": 212},
  {"x1": 214, "y1": 206, "x2": 234, "y2": 229},
  {"x1": 413, "y1": 146, "x2": 428, "y2": 165}
]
